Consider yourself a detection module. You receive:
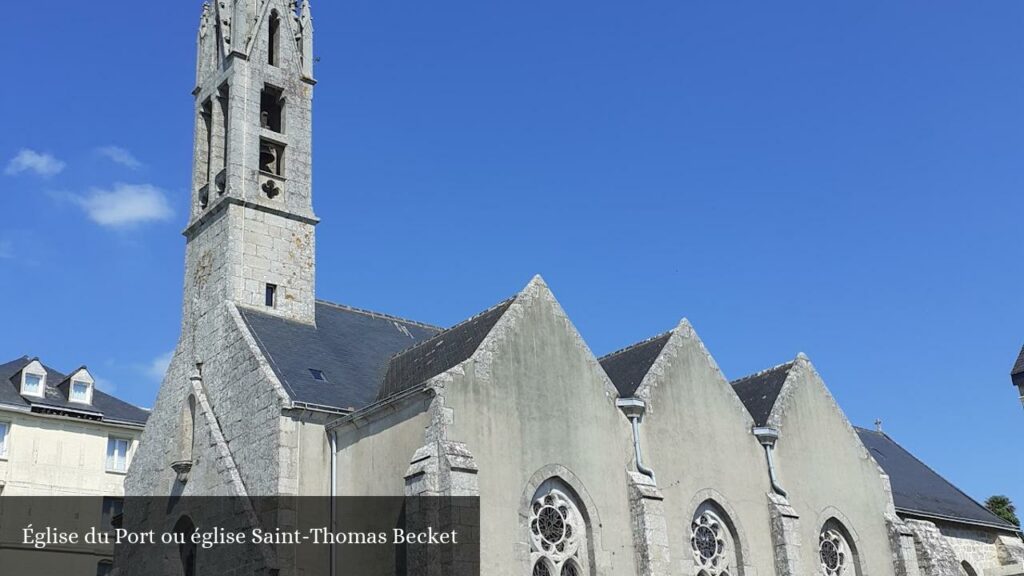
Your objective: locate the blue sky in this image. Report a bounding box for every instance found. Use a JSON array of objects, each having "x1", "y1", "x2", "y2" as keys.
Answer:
[{"x1": 3, "y1": 2, "x2": 1022, "y2": 509}]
